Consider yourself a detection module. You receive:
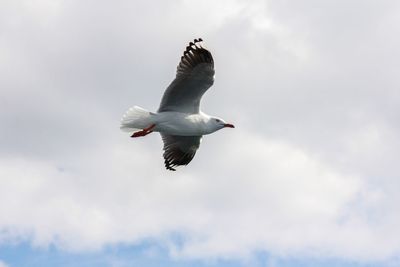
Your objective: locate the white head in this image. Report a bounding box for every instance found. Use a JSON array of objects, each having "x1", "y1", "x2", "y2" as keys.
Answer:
[{"x1": 206, "y1": 116, "x2": 235, "y2": 133}]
